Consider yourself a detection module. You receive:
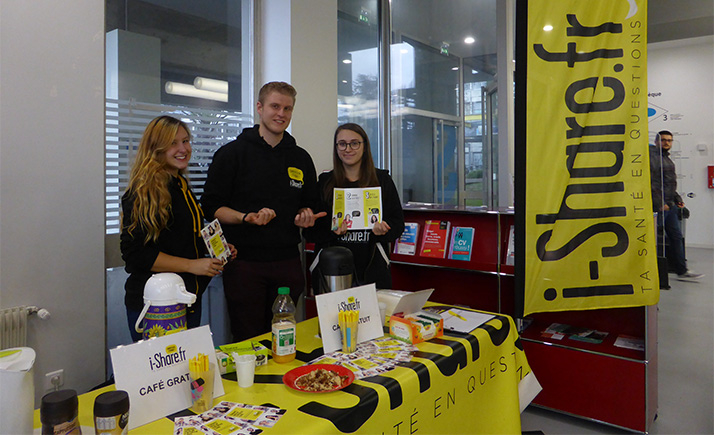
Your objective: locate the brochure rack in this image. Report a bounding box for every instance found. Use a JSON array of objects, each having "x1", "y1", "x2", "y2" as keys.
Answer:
[
  {"x1": 390, "y1": 205, "x2": 515, "y2": 314},
  {"x1": 388, "y1": 205, "x2": 657, "y2": 433}
]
